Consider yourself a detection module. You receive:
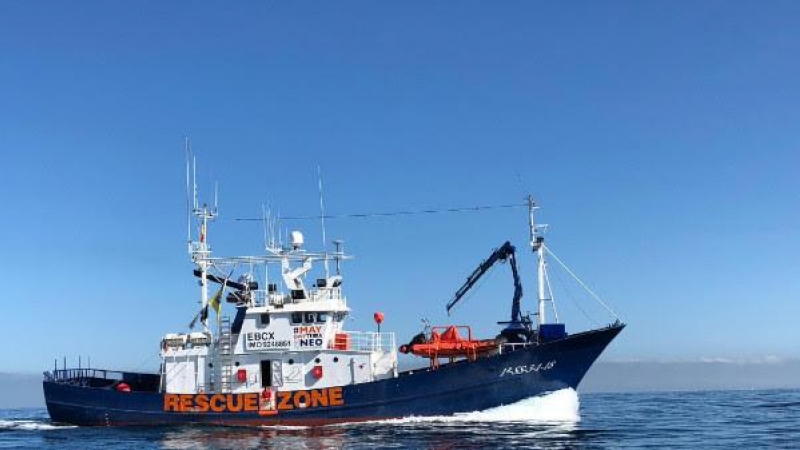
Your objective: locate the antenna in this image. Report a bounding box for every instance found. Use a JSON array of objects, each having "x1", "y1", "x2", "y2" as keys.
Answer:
[
  {"x1": 266, "y1": 204, "x2": 278, "y2": 251},
  {"x1": 192, "y1": 155, "x2": 198, "y2": 210},
  {"x1": 184, "y1": 137, "x2": 192, "y2": 244},
  {"x1": 214, "y1": 181, "x2": 219, "y2": 214},
  {"x1": 261, "y1": 203, "x2": 269, "y2": 250},
  {"x1": 527, "y1": 194, "x2": 536, "y2": 250},
  {"x1": 333, "y1": 239, "x2": 343, "y2": 275},
  {"x1": 317, "y1": 166, "x2": 330, "y2": 278}
]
